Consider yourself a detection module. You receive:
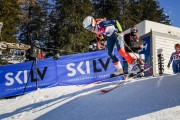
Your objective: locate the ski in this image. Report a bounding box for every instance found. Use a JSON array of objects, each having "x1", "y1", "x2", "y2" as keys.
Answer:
[
  {"x1": 80, "y1": 73, "x2": 127, "y2": 87},
  {"x1": 100, "y1": 66, "x2": 152, "y2": 93}
]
